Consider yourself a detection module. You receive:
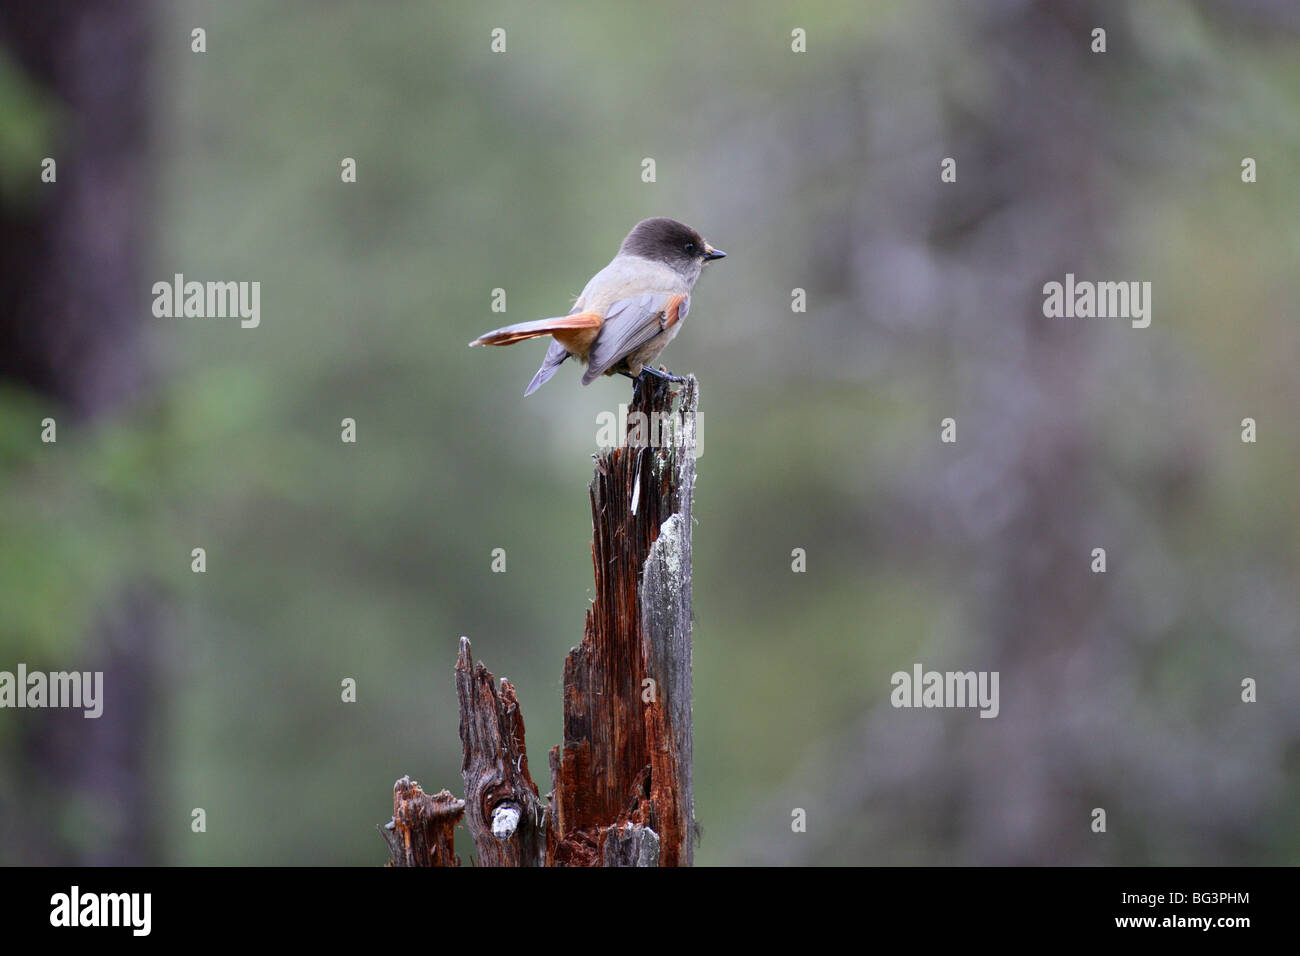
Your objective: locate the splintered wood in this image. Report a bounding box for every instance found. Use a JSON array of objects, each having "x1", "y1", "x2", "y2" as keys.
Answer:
[
  {"x1": 381, "y1": 776, "x2": 465, "y2": 867},
  {"x1": 550, "y1": 374, "x2": 697, "y2": 865},
  {"x1": 383, "y1": 375, "x2": 697, "y2": 867},
  {"x1": 455, "y1": 638, "x2": 548, "y2": 866}
]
